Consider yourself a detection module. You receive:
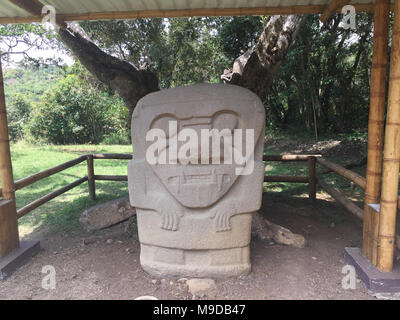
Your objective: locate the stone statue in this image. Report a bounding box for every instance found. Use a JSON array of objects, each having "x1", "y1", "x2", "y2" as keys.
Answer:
[{"x1": 128, "y1": 83, "x2": 265, "y2": 278}]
